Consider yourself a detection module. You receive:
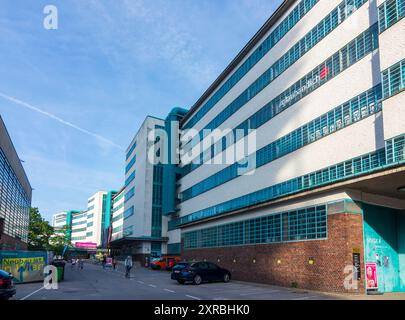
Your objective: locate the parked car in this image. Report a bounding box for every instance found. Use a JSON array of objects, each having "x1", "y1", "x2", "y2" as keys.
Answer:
[
  {"x1": 0, "y1": 270, "x2": 16, "y2": 300},
  {"x1": 171, "y1": 261, "x2": 231, "y2": 285},
  {"x1": 151, "y1": 256, "x2": 182, "y2": 270}
]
